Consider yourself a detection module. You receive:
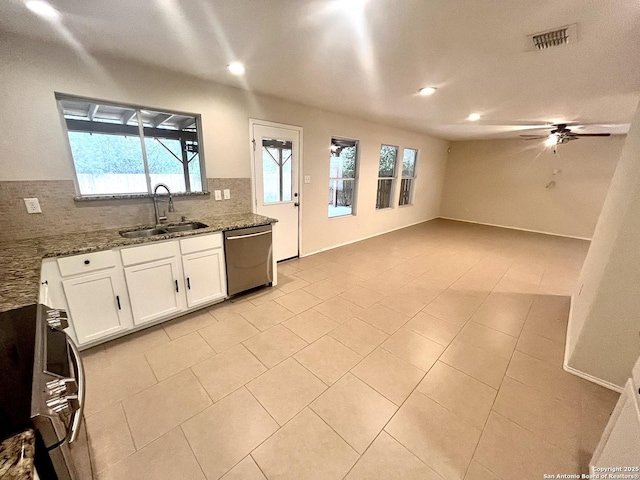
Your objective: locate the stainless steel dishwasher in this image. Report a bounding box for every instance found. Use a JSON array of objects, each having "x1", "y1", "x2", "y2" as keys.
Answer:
[{"x1": 224, "y1": 224, "x2": 273, "y2": 296}]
